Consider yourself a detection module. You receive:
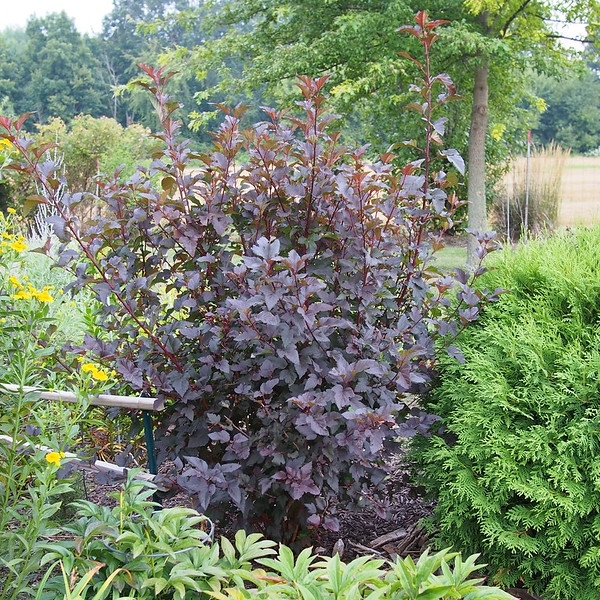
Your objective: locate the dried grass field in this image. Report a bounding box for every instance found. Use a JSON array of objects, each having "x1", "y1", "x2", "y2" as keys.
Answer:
[{"x1": 558, "y1": 157, "x2": 600, "y2": 226}]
